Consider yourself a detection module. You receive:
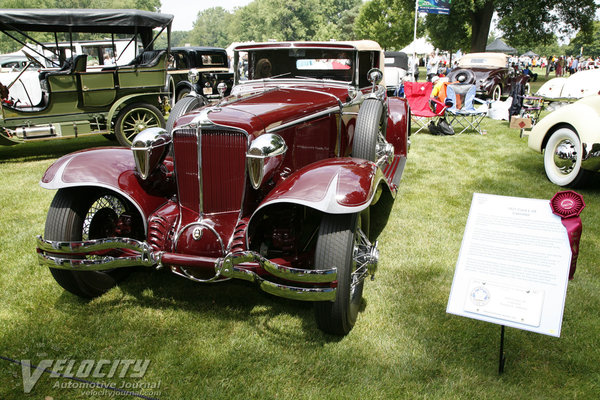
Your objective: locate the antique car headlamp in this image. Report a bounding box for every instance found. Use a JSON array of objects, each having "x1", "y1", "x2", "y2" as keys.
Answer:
[
  {"x1": 188, "y1": 68, "x2": 200, "y2": 85},
  {"x1": 246, "y1": 133, "x2": 288, "y2": 189},
  {"x1": 131, "y1": 127, "x2": 172, "y2": 180}
]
